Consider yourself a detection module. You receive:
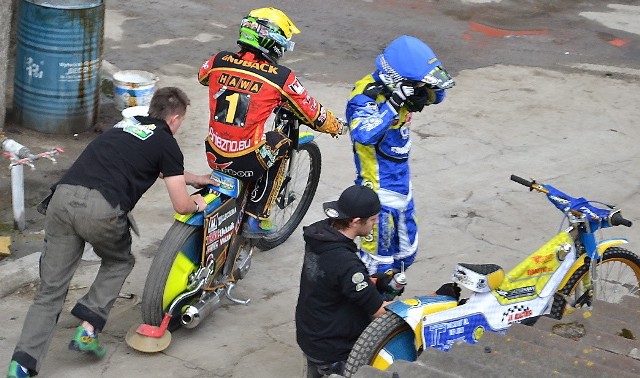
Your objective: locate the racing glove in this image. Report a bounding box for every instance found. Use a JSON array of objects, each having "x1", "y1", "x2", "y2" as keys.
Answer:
[
  {"x1": 434, "y1": 282, "x2": 461, "y2": 301},
  {"x1": 388, "y1": 82, "x2": 415, "y2": 111},
  {"x1": 313, "y1": 110, "x2": 344, "y2": 137},
  {"x1": 372, "y1": 271, "x2": 405, "y2": 300}
]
